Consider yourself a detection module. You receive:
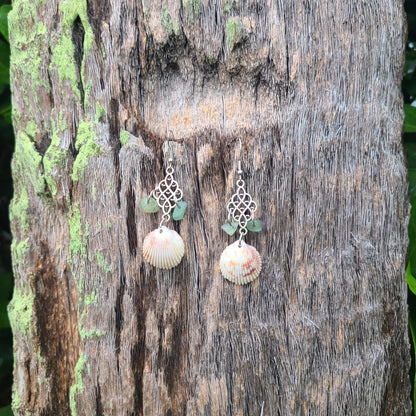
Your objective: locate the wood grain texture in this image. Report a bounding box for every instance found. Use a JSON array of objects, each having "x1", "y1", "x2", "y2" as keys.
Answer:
[{"x1": 8, "y1": 0, "x2": 410, "y2": 415}]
